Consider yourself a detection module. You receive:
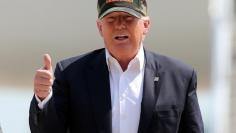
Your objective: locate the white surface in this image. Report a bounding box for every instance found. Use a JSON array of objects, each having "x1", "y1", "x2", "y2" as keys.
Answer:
[{"x1": 0, "y1": 87, "x2": 32, "y2": 133}]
